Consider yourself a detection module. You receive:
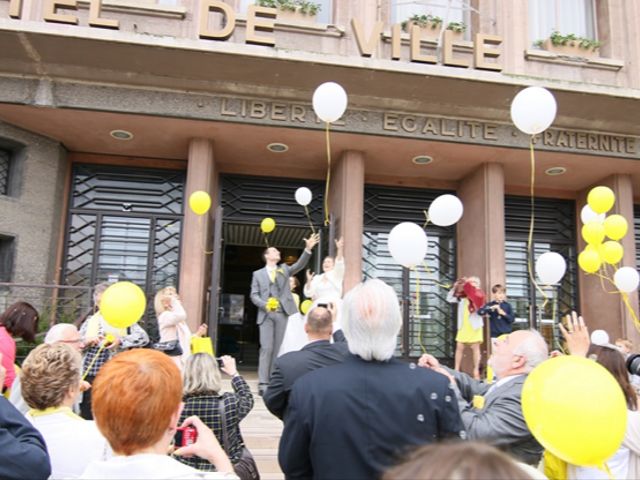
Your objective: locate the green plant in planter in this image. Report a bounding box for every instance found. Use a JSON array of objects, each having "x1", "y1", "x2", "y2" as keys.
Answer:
[
  {"x1": 548, "y1": 30, "x2": 601, "y2": 51},
  {"x1": 255, "y1": 0, "x2": 322, "y2": 16},
  {"x1": 446, "y1": 21, "x2": 466, "y2": 33},
  {"x1": 401, "y1": 13, "x2": 443, "y2": 32}
]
